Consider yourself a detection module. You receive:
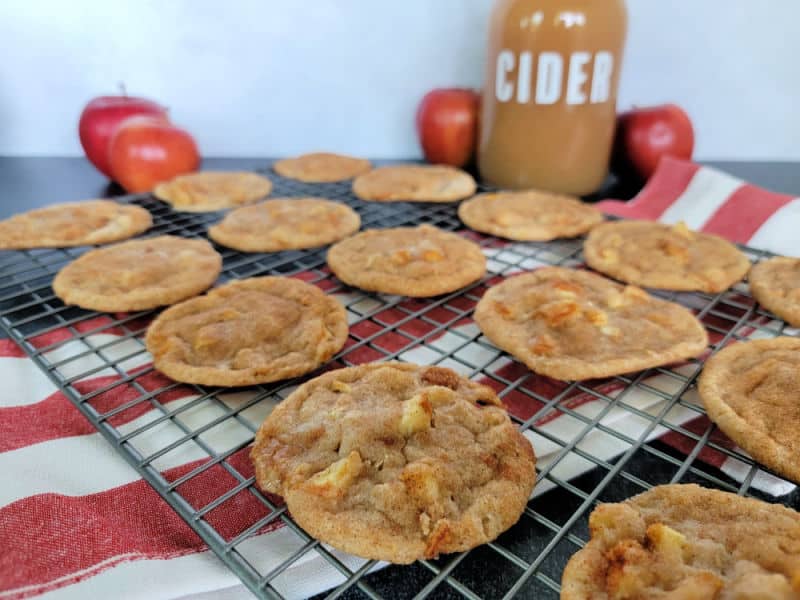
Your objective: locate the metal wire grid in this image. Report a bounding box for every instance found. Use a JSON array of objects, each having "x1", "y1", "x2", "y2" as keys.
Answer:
[{"x1": 1, "y1": 170, "x2": 798, "y2": 600}]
